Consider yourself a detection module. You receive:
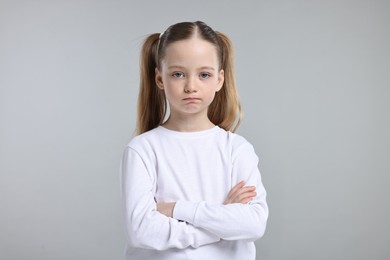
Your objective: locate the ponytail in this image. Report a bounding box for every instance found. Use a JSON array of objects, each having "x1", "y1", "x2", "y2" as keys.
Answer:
[
  {"x1": 136, "y1": 33, "x2": 167, "y2": 135},
  {"x1": 208, "y1": 32, "x2": 242, "y2": 132}
]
